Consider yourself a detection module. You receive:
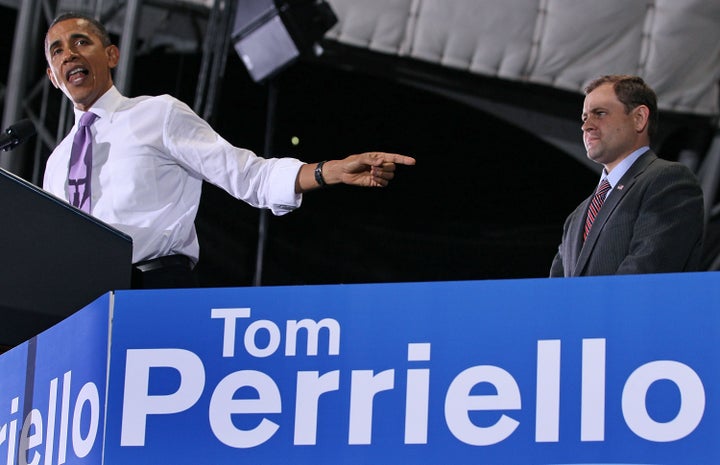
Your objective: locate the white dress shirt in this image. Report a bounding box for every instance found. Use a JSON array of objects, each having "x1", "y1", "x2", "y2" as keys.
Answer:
[{"x1": 43, "y1": 86, "x2": 303, "y2": 264}]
